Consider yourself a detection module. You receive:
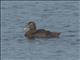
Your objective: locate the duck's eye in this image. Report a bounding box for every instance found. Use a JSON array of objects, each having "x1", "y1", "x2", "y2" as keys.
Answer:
[{"x1": 29, "y1": 23, "x2": 34, "y2": 25}]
